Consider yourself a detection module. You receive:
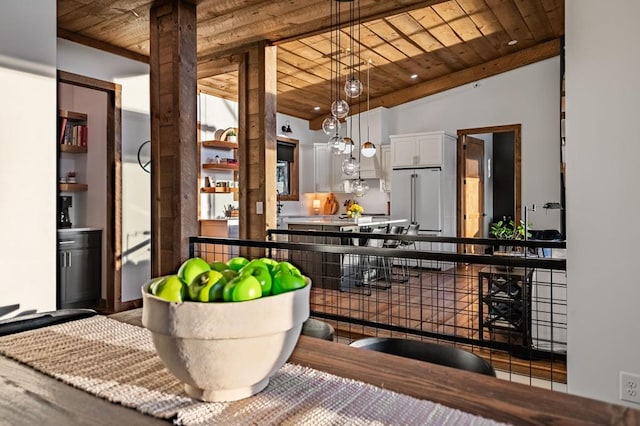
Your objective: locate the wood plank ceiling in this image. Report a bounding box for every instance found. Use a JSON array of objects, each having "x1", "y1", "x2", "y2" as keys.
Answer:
[{"x1": 58, "y1": 0, "x2": 564, "y2": 129}]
